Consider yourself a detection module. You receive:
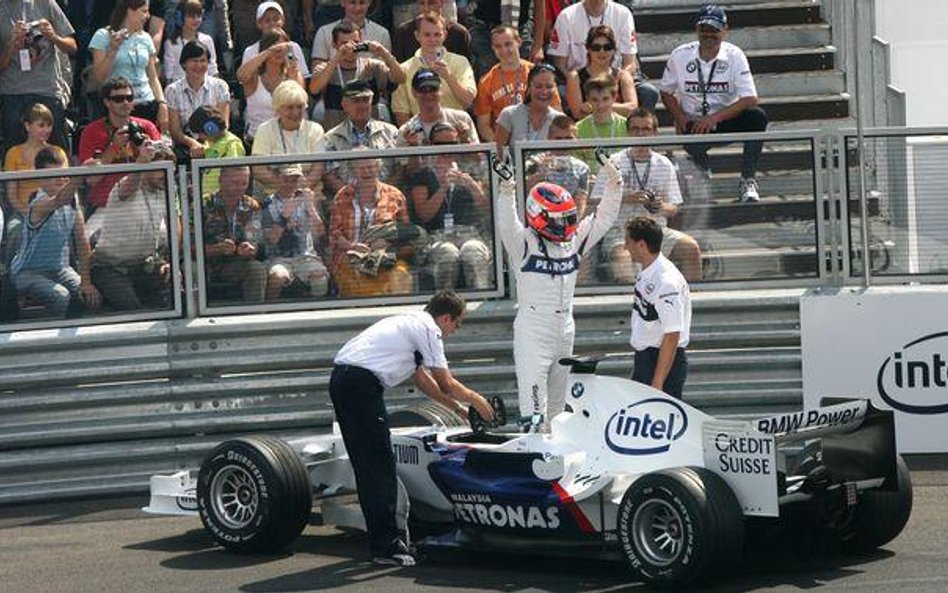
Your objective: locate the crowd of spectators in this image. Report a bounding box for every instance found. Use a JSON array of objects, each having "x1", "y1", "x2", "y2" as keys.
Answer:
[{"x1": 0, "y1": 1, "x2": 768, "y2": 321}]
